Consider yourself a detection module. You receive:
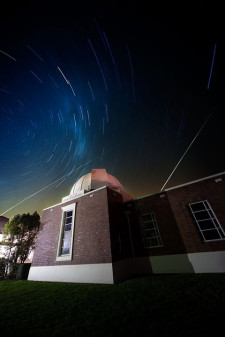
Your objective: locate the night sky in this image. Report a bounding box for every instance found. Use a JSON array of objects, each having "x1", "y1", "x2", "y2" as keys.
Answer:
[{"x1": 1, "y1": 1, "x2": 225, "y2": 219}]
